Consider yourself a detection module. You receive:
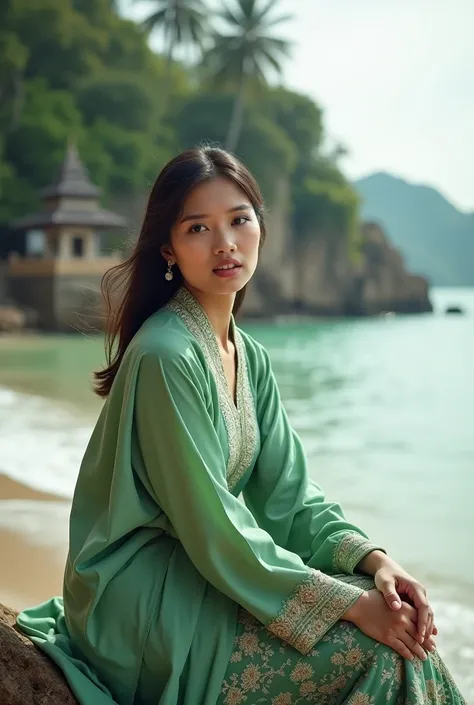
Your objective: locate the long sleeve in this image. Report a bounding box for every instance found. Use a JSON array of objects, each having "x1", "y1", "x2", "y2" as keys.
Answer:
[
  {"x1": 243, "y1": 344, "x2": 385, "y2": 577},
  {"x1": 133, "y1": 346, "x2": 365, "y2": 654}
]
